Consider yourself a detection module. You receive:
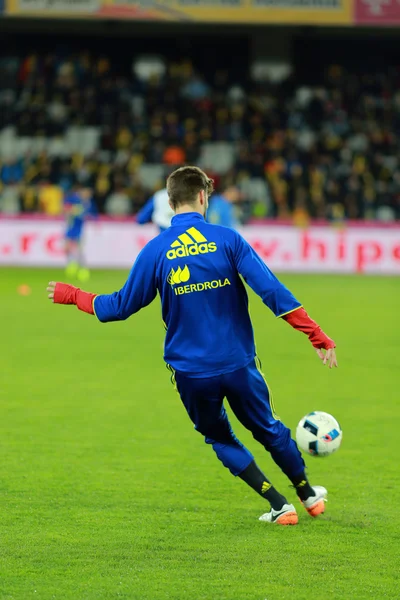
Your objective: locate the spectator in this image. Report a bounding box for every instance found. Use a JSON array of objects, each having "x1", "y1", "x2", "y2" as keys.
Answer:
[
  {"x1": 181, "y1": 73, "x2": 210, "y2": 101},
  {"x1": 1, "y1": 159, "x2": 24, "y2": 185},
  {"x1": 0, "y1": 48, "x2": 399, "y2": 222},
  {"x1": 39, "y1": 183, "x2": 63, "y2": 215},
  {"x1": 163, "y1": 145, "x2": 186, "y2": 166}
]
